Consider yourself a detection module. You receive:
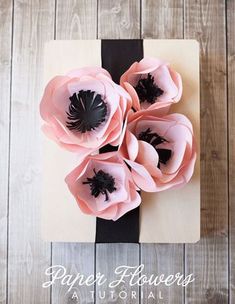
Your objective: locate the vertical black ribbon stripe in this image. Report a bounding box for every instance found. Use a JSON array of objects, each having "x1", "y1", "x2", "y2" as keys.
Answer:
[{"x1": 95, "y1": 40, "x2": 143, "y2": 243}]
